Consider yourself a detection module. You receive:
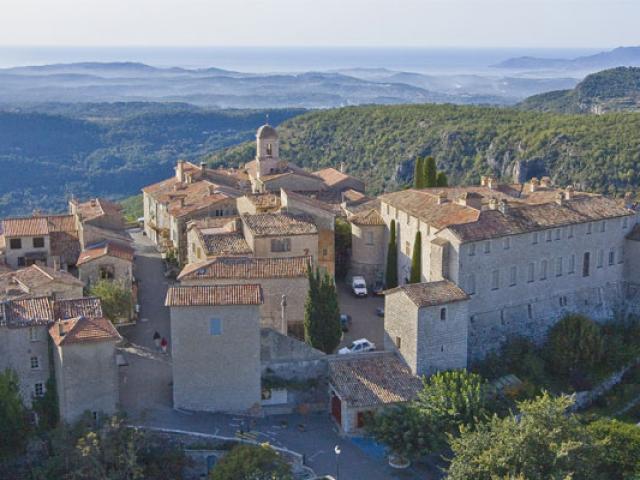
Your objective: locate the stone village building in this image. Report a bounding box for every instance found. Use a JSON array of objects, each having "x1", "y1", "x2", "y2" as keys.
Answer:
[
  {"x1": 0, "y1": 296, "x2": 121, "y2": 422},
  {"x1": 376, "y1": 177, "x2": 640, "y2": 374}
]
